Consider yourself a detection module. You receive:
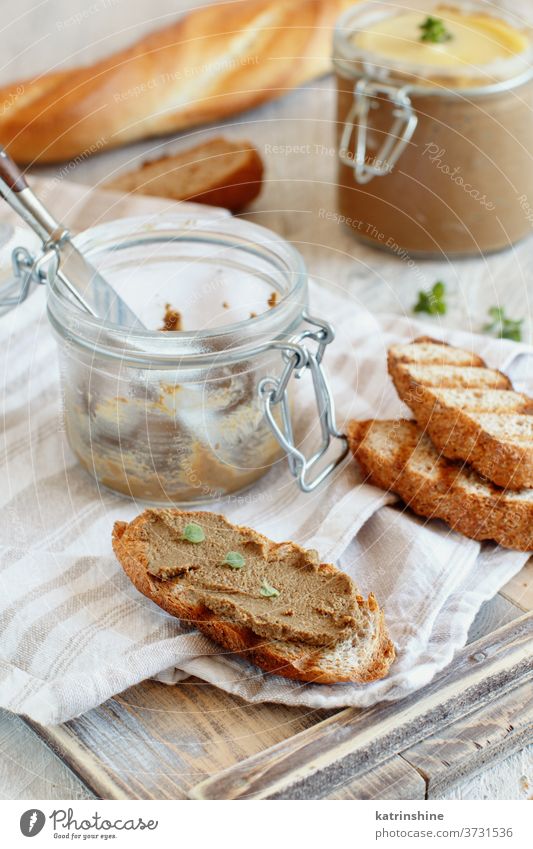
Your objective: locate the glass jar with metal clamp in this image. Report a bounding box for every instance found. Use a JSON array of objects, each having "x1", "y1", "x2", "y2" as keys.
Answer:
[
  {"x1": 45, "y1": 216, "x2": 348, "y2": 503},
  {"x1": 333, "y1": 1, "x2": 533, "y2": 257},
  {"x1": 0, "y1": 148, "x2": 347, "y2": 503}
]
